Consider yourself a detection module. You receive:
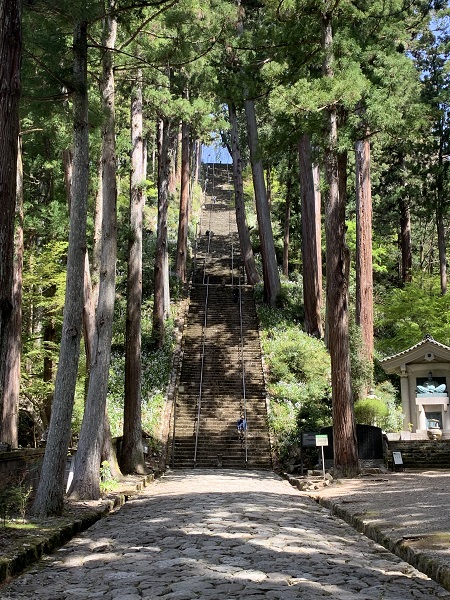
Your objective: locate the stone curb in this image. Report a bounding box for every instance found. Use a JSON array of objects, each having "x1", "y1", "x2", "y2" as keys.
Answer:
[
  {"x1": 312, "y1": 492, "x2": 450, "y2": 593},
  {"x1": 0, "y1": 472, "x2": 158, "y2": 586}
]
